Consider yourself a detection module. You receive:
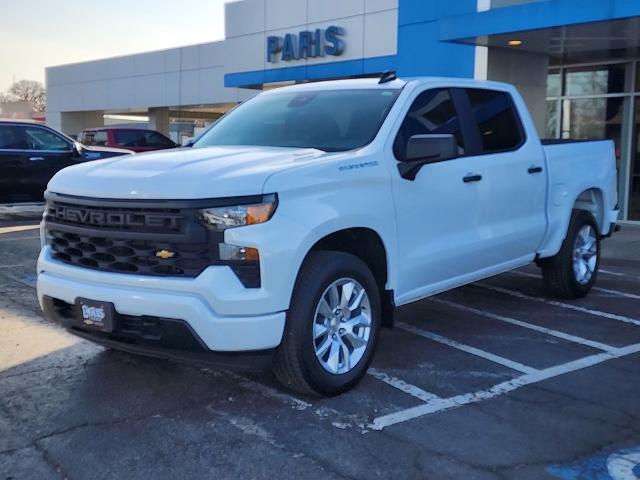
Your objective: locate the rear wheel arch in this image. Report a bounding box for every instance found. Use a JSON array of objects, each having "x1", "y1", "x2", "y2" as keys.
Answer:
[{"x1": 573, "y1": 188, "x2": 605, "y2": 235}]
